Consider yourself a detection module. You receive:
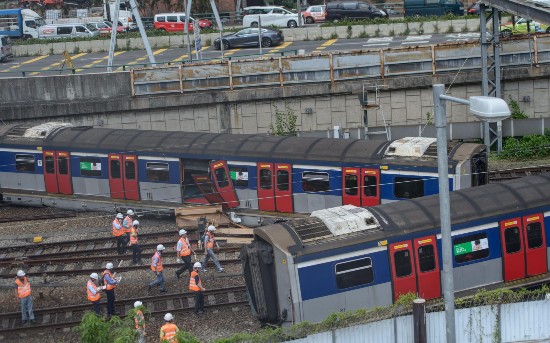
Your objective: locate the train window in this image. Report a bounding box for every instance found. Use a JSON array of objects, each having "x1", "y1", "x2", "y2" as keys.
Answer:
[
  {"x1": 111, "y1": 160, "x2": 121, "y2": 179},
  {"x1": 393, "y1": 250, "x2": 412, "y2": 277},
  {"x1": 277, "y1": 170, "x2": 290, "y2": 191},
  {"x1": 45, "y1": 156, "x2": 55, "y2": 174},
  {"x1": 471, "y1": 153, "x2": 488, "y2": 187},
  {"x1": 79, "y1": 158, "x2": 102, "y2": 177},
  {"x1": 302, "y1": 172, "x2": 329, "y2": 192},
  {"x1": 214, "y1": 167, "x2": 229, "y2": 188},
  {"x1": 453, "y1": 233, "x2": 490, "y2": 263},
  {"x1": 504, "y1": 227, "x2": 522, "y2": 254},
  {"x1": 230, "y1": 167, "x2": 249, "y2": 188},
  {"x1": 125, "y1": 161, "x2": 136, "y2": 180},
  {"x1": 526, "y1": 222, "x2": 543, "y2": 249},
  {"x1": 394, "y1": 177, "x2": 424, "y2": 199},
  {"x1": 58, "y1": 157, "x2": 69, "y2": 175},
  {"x1": 417, "y1": 245, "x2": 436, "y2": 272},
  {"x1": 259, "y1": 169, "x2": 272, "y2": 190},
  {"x1": 364, "y1": 175, "x2": 377, "y2": 197},
  {"x1": 15, "y1": 154, "x2": 35, "y2": 172},
  {"x1": 335, "y1": 257, "x2": 374, "y2": 289},
  {"x1": 147, "y1": 162, "x2": 170, "y2": 182},
  {"x1": 344, "y1": 174, "x2": 358, "y2": 195}
]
